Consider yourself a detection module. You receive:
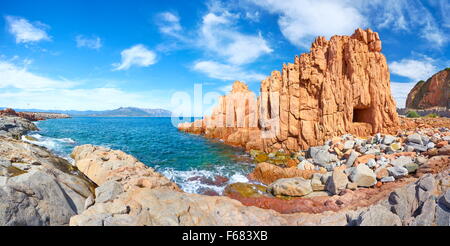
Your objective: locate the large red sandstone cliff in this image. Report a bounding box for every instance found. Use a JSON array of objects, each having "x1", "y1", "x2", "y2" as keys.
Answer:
[
  {"x1": 179, "y1": 28, "x2": 400, "y2": 152},
  {"x1": 406, "y1": 69, "x2": 450, "y2": 110}
]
